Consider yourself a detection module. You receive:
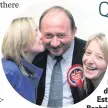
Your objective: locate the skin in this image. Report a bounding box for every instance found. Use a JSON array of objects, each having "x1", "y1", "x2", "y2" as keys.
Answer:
[
  {"x1": 28, "y1": 29, "x2": 45, "y2": 54},
  {"x1": 83, "y1": 40, "x2": 107, "y2": 80},
  {"x1": 41, "y1": 10, "x2": 77, "y2": 56}
]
